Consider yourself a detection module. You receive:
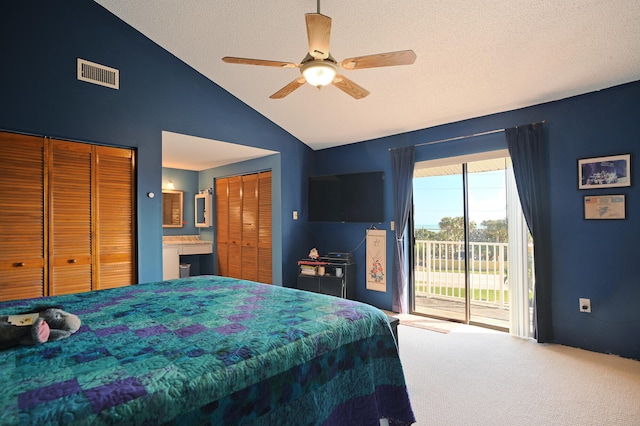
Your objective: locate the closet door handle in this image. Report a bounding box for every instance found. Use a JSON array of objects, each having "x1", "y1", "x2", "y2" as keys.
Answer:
[
  {"x1": 14, "y1": 262, "x2": 25, "y2": 267},
  {"x1": 68, "y1": 259, "x2": 77, "y2": 264}
]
